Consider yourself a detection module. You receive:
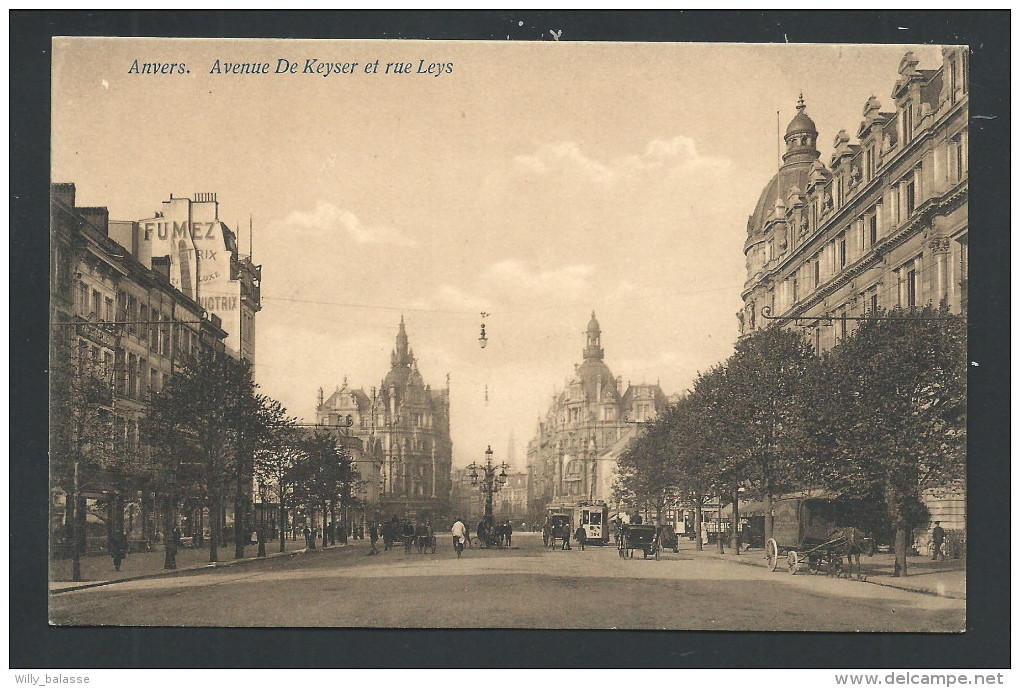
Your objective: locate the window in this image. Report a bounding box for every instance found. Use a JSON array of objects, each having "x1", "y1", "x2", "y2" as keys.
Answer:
[
  {"x1": 149, "y1": 309, "x2": 159, "y2": 349},
  {"x1": 813, "y1": 257, "x2": 820, "y2": 289},
  {"x1": 951, "y1": 134, "x2": 965, "y2": 183},
  {"x1": 902, "y1": 102, "x2": 913, "y2": 142},
  {"x1": 869, "y1": 214, "x2": 878, "y2": 246},
  {"x1": 792, "y1": 277, "x2": 799, "y2": 303},
  {"x1": 958, "y1": 235, "x2": 968, "y2": 311},
  {"x1": 865, "y1": 146, "x2": 875, "y2": 180},
  {"x1": 92, "y1": 290, "x2": 102, "y2": 319},
  {"x1": 839, "y1": 312, "x2": 848, "y2": 340},
  {"x1": 838, "y1": 233, "x2": 847, "y2": 269},
  {"x1": 150, "y1": 368, "x2": 159, "y2": 394},
  {"x1": 948, "y1": 55, "x2": 958, "y2": 104},
  {"x1": 127, "y1": 296, "x2": 138, "y2": 335},
  {"x1": 127, "y1": 353, "x2": 137, "y2": 399},
  {"x1": 890, "y1": 186, "x2": 901, "y2": 225},
  {"x1": 767, "y1": 239, "x2": 775, "y2": 262},
  {"x1": 905, "y1": 175, "x2": 916, "y2": 216},
  {"x1": 115, "y1": 351, "x2": 126, "y2": 396},
  {"x1": 139, "y1": 357, "x2": 147, "y2": 396},
  {"x1": 77, "y1": 282, "x2": 89, "y2": 316},
  {"x1": 907, "y1": 265, "x2": 917, "y2": 308},
  {"x1": 104, "y1": 297, "x2": 113, "y2": 322}
]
